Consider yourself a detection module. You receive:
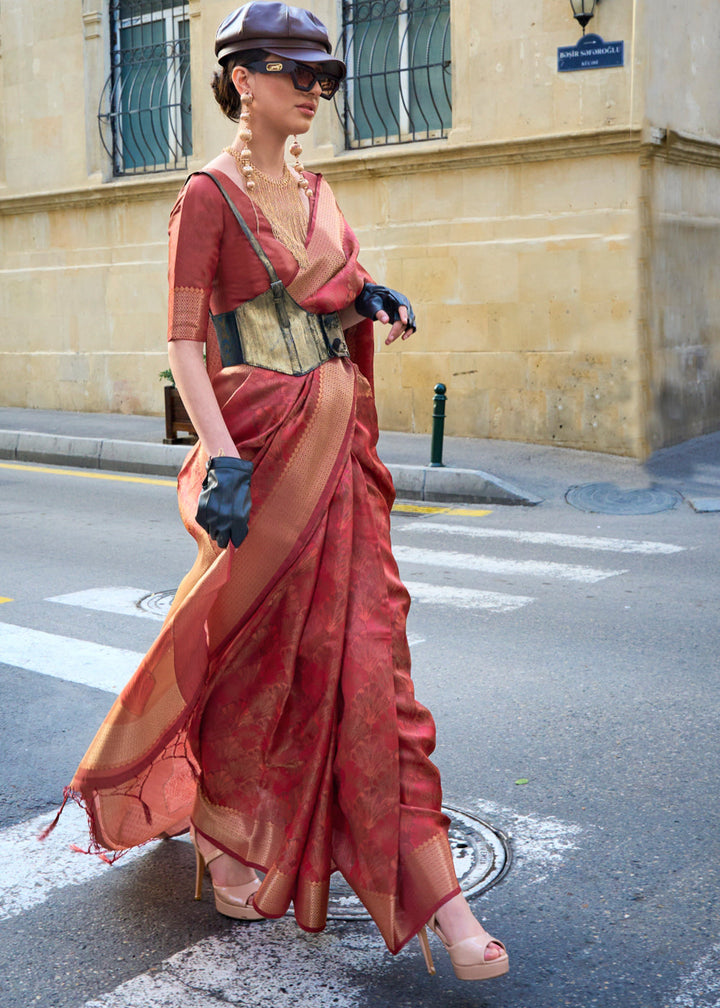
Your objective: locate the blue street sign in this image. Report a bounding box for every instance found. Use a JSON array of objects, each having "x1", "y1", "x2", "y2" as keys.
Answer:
[{"x1": 558, "y1": 33, "x2": 624, "y2": 72}]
